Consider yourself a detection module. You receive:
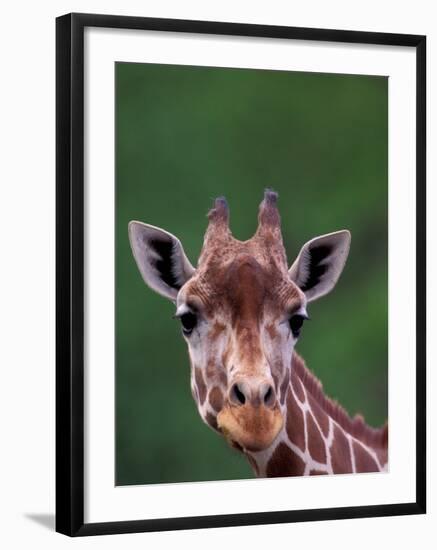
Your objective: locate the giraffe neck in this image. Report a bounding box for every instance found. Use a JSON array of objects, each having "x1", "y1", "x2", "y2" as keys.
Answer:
[{"x1": 246, "y1": 354, "x2": 388, "y2": 477}]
